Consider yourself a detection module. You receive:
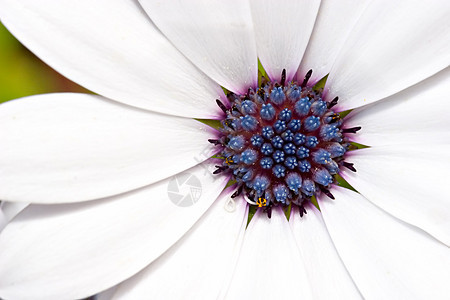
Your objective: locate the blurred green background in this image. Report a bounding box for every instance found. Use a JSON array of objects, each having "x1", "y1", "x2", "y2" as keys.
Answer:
[{"x1": 0, "y1": 22, "x2": 87, "y2": 103}]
